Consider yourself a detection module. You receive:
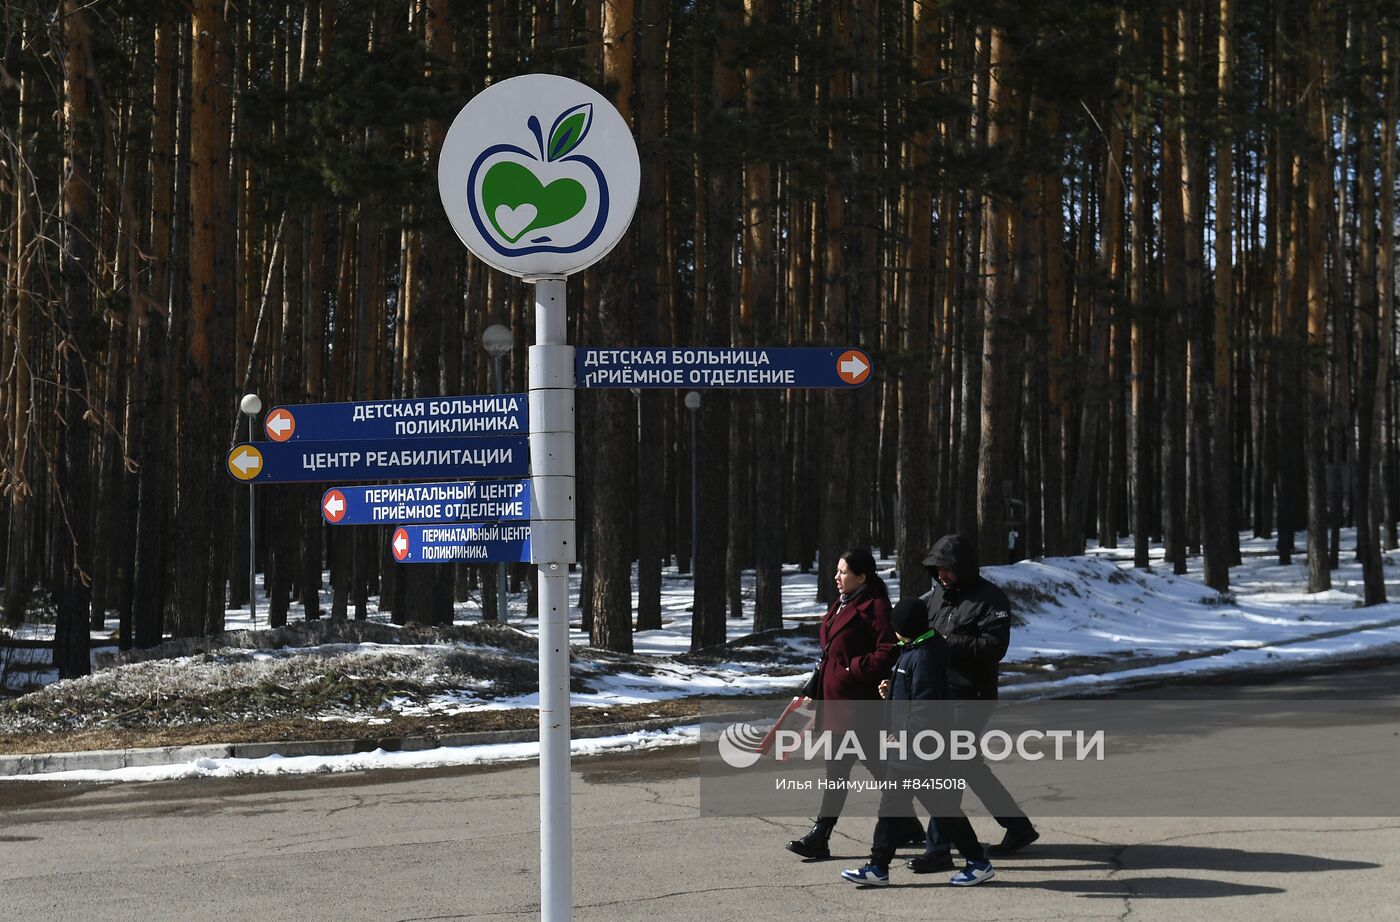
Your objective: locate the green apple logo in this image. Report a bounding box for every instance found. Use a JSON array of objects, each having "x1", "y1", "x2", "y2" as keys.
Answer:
[
  {"x1": 482, "y1": 162, "x2": 586, "y2": 243},
  {"x1": 467, "y1": 103, "x2": 610, "y2": 257}
]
